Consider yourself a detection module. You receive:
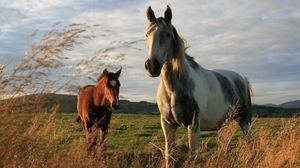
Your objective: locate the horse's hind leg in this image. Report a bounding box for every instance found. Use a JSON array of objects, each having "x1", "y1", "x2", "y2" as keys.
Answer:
[
  {"x1": 83, "y1": 121, "x2": 90, "y2": 141},
  {"x1": 188, "y1": 110, "x2": 200, "y2": 155},
  {"x1": 188, "y1": 123, "x2": 200, "y2": 155}
]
